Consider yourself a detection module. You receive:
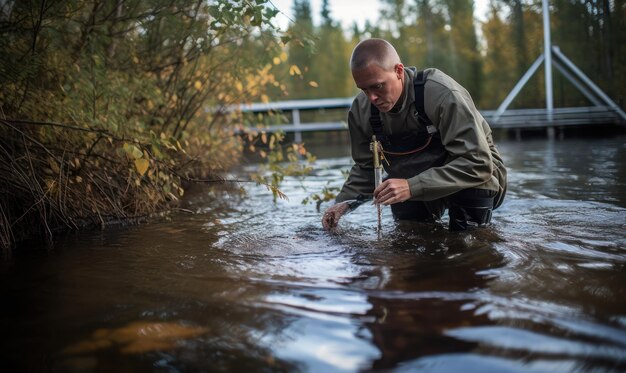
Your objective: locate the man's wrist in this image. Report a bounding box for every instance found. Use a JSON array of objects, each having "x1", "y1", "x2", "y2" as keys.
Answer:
[{"x1": 344, "y1": 195, "x2": 368, "y2": 212}]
